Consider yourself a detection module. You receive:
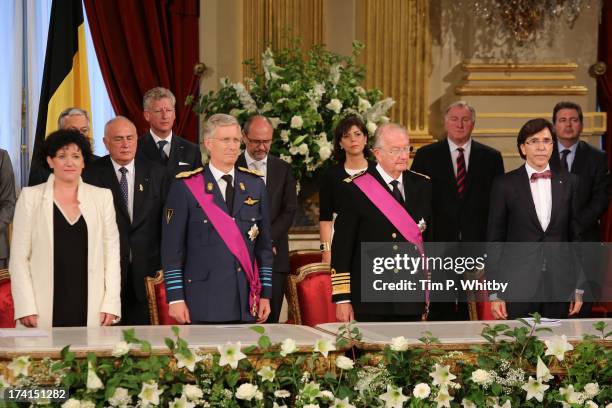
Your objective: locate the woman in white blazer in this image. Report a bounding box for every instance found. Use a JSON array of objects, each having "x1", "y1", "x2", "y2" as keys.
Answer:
[{"x1": 10, "y1": 130, "x2": 121, "y2": 327}]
